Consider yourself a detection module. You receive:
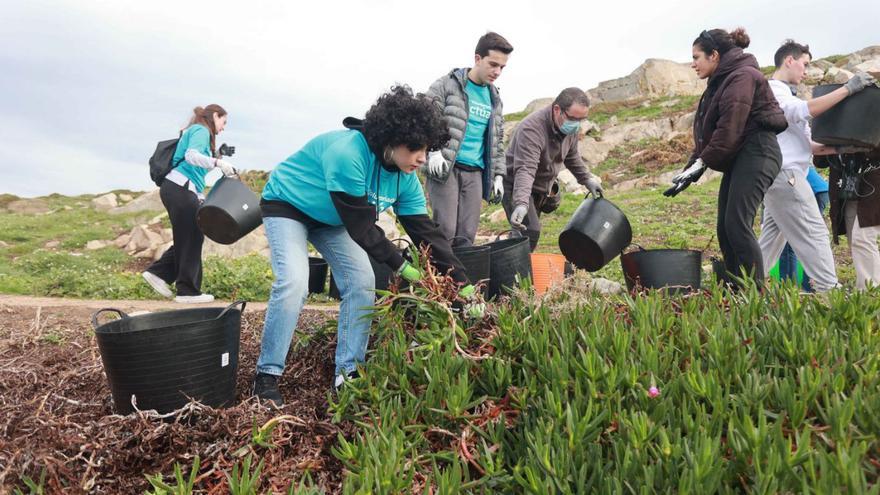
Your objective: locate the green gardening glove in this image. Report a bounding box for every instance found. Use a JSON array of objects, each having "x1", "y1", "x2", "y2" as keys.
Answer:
[
  {"x1": 397, "y1": 261, "x2": 422, "y2": 283},
  {"x1": 458, "y1": 284, "x2": 486, "y2": 319}
]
